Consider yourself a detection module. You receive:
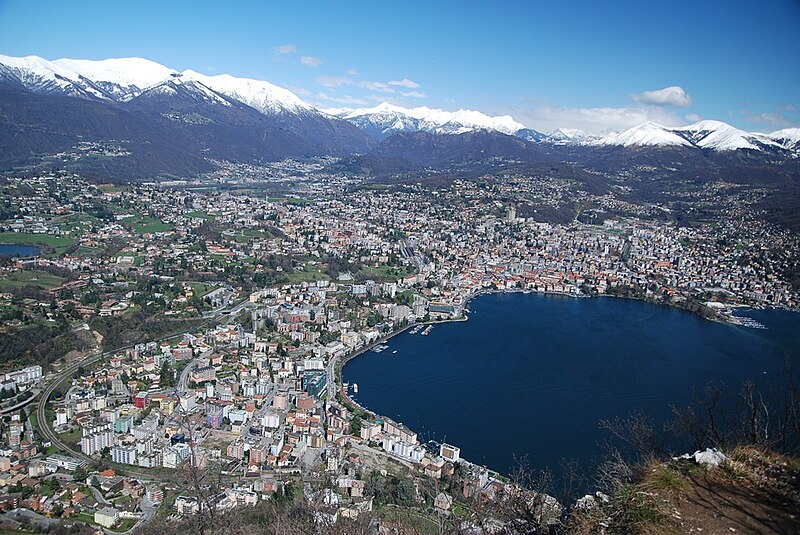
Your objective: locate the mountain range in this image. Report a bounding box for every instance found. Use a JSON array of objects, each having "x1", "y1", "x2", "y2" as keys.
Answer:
[{"x1": 1, "y1": 54, "x2": 799, "y2": 180}]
